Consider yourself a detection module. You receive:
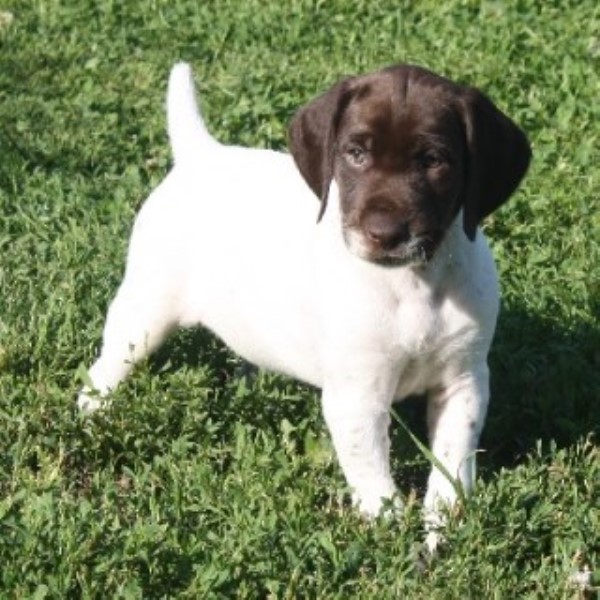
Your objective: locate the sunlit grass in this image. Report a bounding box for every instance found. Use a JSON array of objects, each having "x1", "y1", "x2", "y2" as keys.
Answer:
[{"x1": 0, "y1": 1, "x2": 598, "y2": 596}]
